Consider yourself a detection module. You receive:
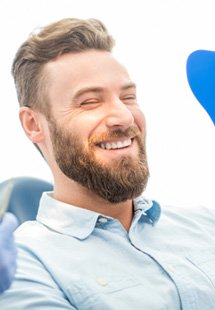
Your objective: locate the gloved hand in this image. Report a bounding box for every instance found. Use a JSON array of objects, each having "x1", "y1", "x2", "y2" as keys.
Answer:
[{"x1": 0, "y1": 213, "x2": 18, "y2": 294}]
